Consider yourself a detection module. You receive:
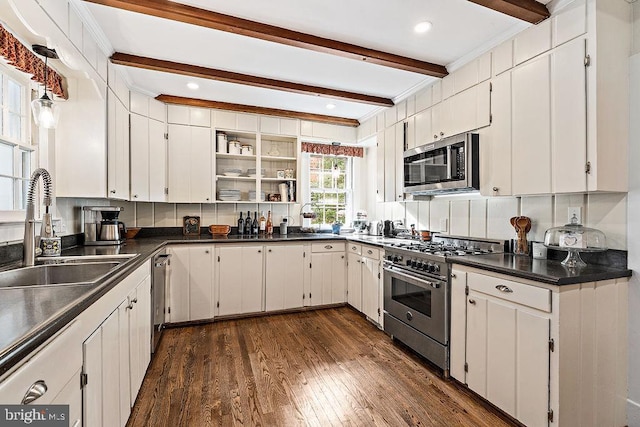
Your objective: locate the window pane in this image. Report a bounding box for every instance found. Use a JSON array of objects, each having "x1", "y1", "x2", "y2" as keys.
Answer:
[
  {"x1": 18, "y1": 178, "x2": 28, "y2": 210},
  {"x1": 0, "y1": 177, "x2": 13, "y2": 209},
  {"x1": 309, "y1": 156, "x2": 322, "y2": 170},
  {"x1": 7, "y1": 79, "x2": 22, "y2": 113},
  {"x1": 323, "y1": 173, "x2": 333, "y2": 189},
  {"x1": 323, "y1": 157, "x2": 334, "y2": 171},
  {"x1": 336, "y1": 174, "x2": 346, "y2": 189},
  {"x1": 0, "y1": 143, "x2": 12, "y2": 176},
  {"x1": 7, "y1": 113, "x2": 21, "y2": 140},
  {"x1": 20, "y1": 149, "x2": 30, "y2": 179},
  {"x1": 309, "y1": 172, "x2": 320, "y2": 189}
]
